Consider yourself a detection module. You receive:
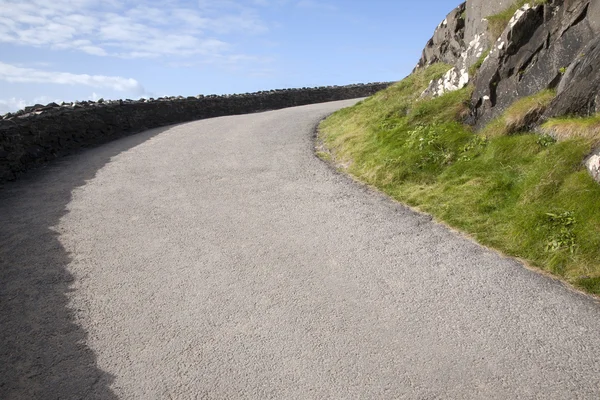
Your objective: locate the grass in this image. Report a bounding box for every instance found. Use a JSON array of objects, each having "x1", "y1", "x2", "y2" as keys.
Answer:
[
  {"x1": 468, "y1": 49, "x2": 491, "y2": 77},
  {"x1": 319, "y1": 64, "x2": 600, "y2": 296},
  {"x1": 480, "y1": 89, "x2": 556, "y2": 137},
  {"x1": 486, "y1": 0, "x2": 548, "y2": 42},
  {"x1": 541, "y1": 114, "x2": 600, "y2": 147}
]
